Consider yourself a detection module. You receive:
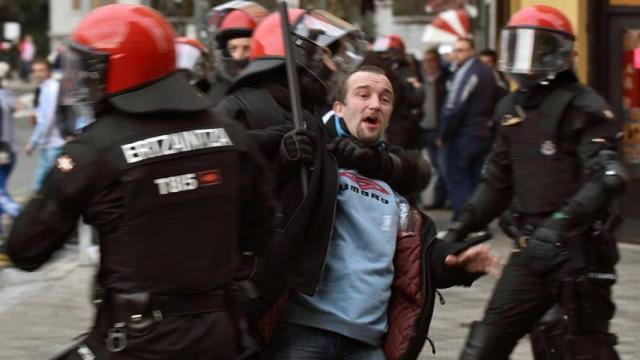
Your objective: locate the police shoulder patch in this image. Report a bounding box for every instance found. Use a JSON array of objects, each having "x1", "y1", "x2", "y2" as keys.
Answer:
[{"x1": 56, "y1": 155, "x2": 75, "y2": 172}]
